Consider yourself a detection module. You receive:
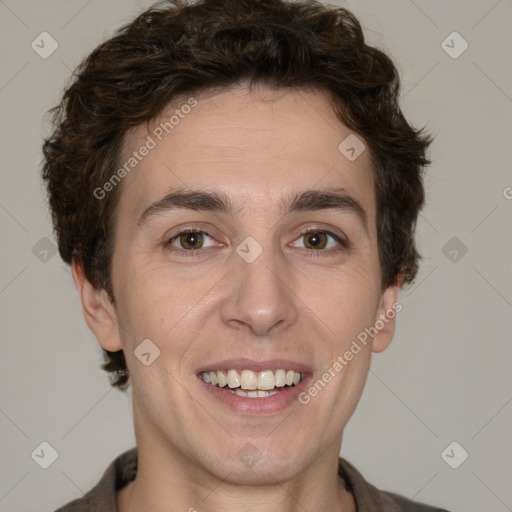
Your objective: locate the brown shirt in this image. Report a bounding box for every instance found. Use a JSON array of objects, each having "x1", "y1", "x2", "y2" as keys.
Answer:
[{"x1": 54, "y1": 448, "x2": 450, "y2": 511}]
